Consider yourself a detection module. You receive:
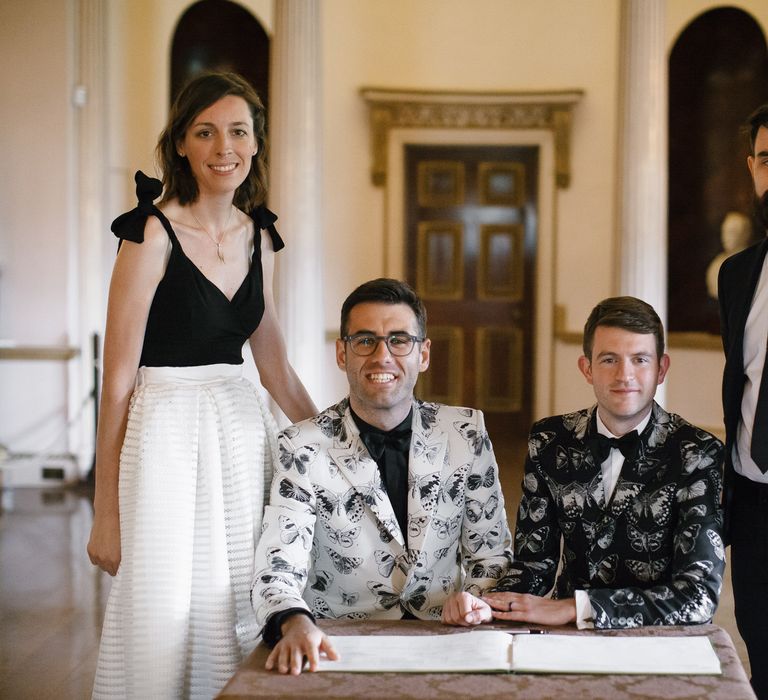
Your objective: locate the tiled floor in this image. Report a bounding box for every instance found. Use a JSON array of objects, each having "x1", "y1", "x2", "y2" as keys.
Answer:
[{"x1": 0, "y1": 448, "x2": 752, "y2": 699}]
